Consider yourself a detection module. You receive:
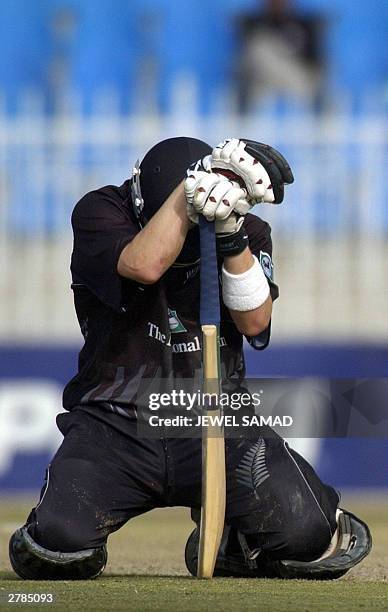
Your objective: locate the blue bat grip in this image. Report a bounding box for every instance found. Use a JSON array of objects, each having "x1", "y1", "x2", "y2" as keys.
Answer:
[{"x1": 199, "y1": 216, "x2": 220, "y2": 326}]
